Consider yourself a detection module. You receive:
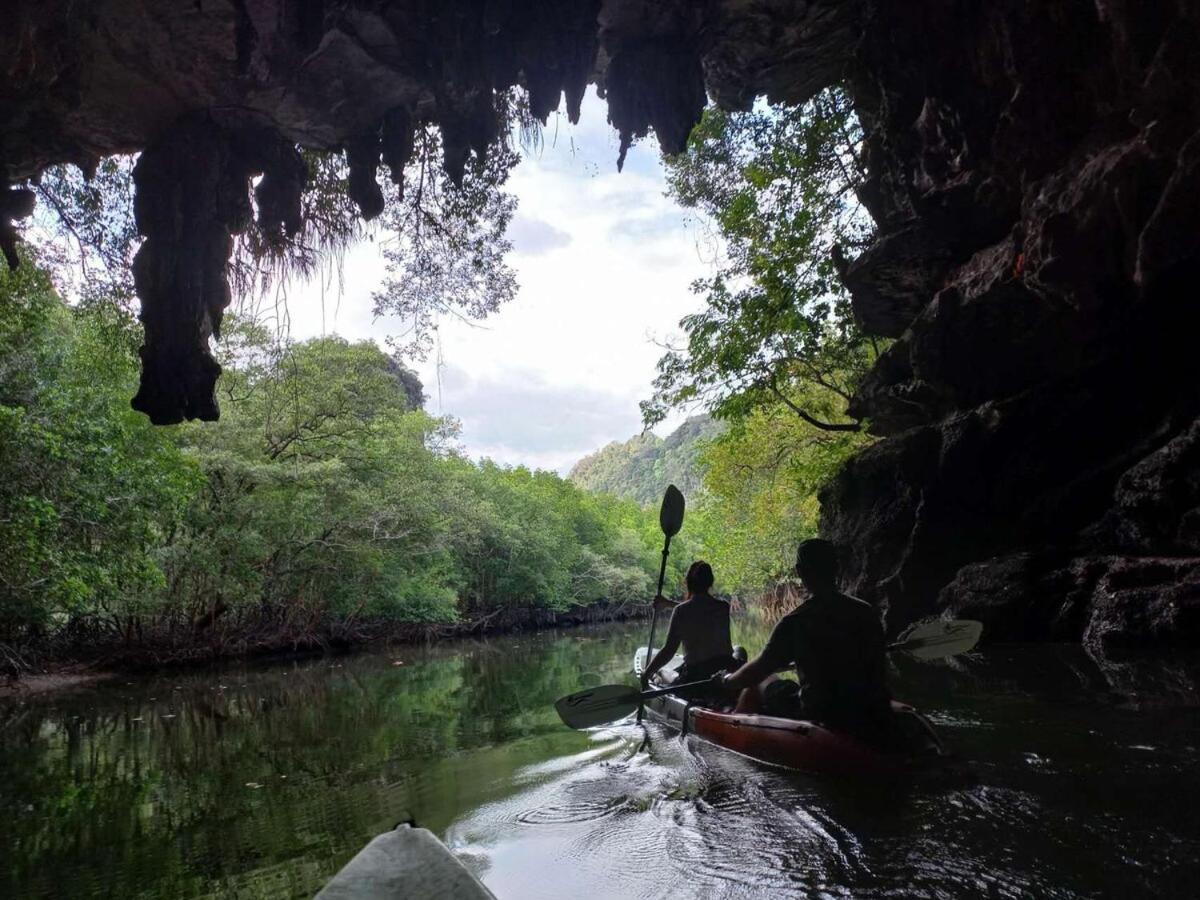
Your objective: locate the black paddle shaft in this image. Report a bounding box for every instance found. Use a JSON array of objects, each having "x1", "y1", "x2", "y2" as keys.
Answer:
[
  {"x1": 640, "y1": 485, "x2": 684, "y2": 725},
  {"x1": 646, "y1": 539, "x2": 672, "y2": 654},
  {"x1": 638, "y1": 536, "x2": 672, "y2": 724},
  {"x1": 640, "y1": 676, "x2": 714, "y2": 700}
]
